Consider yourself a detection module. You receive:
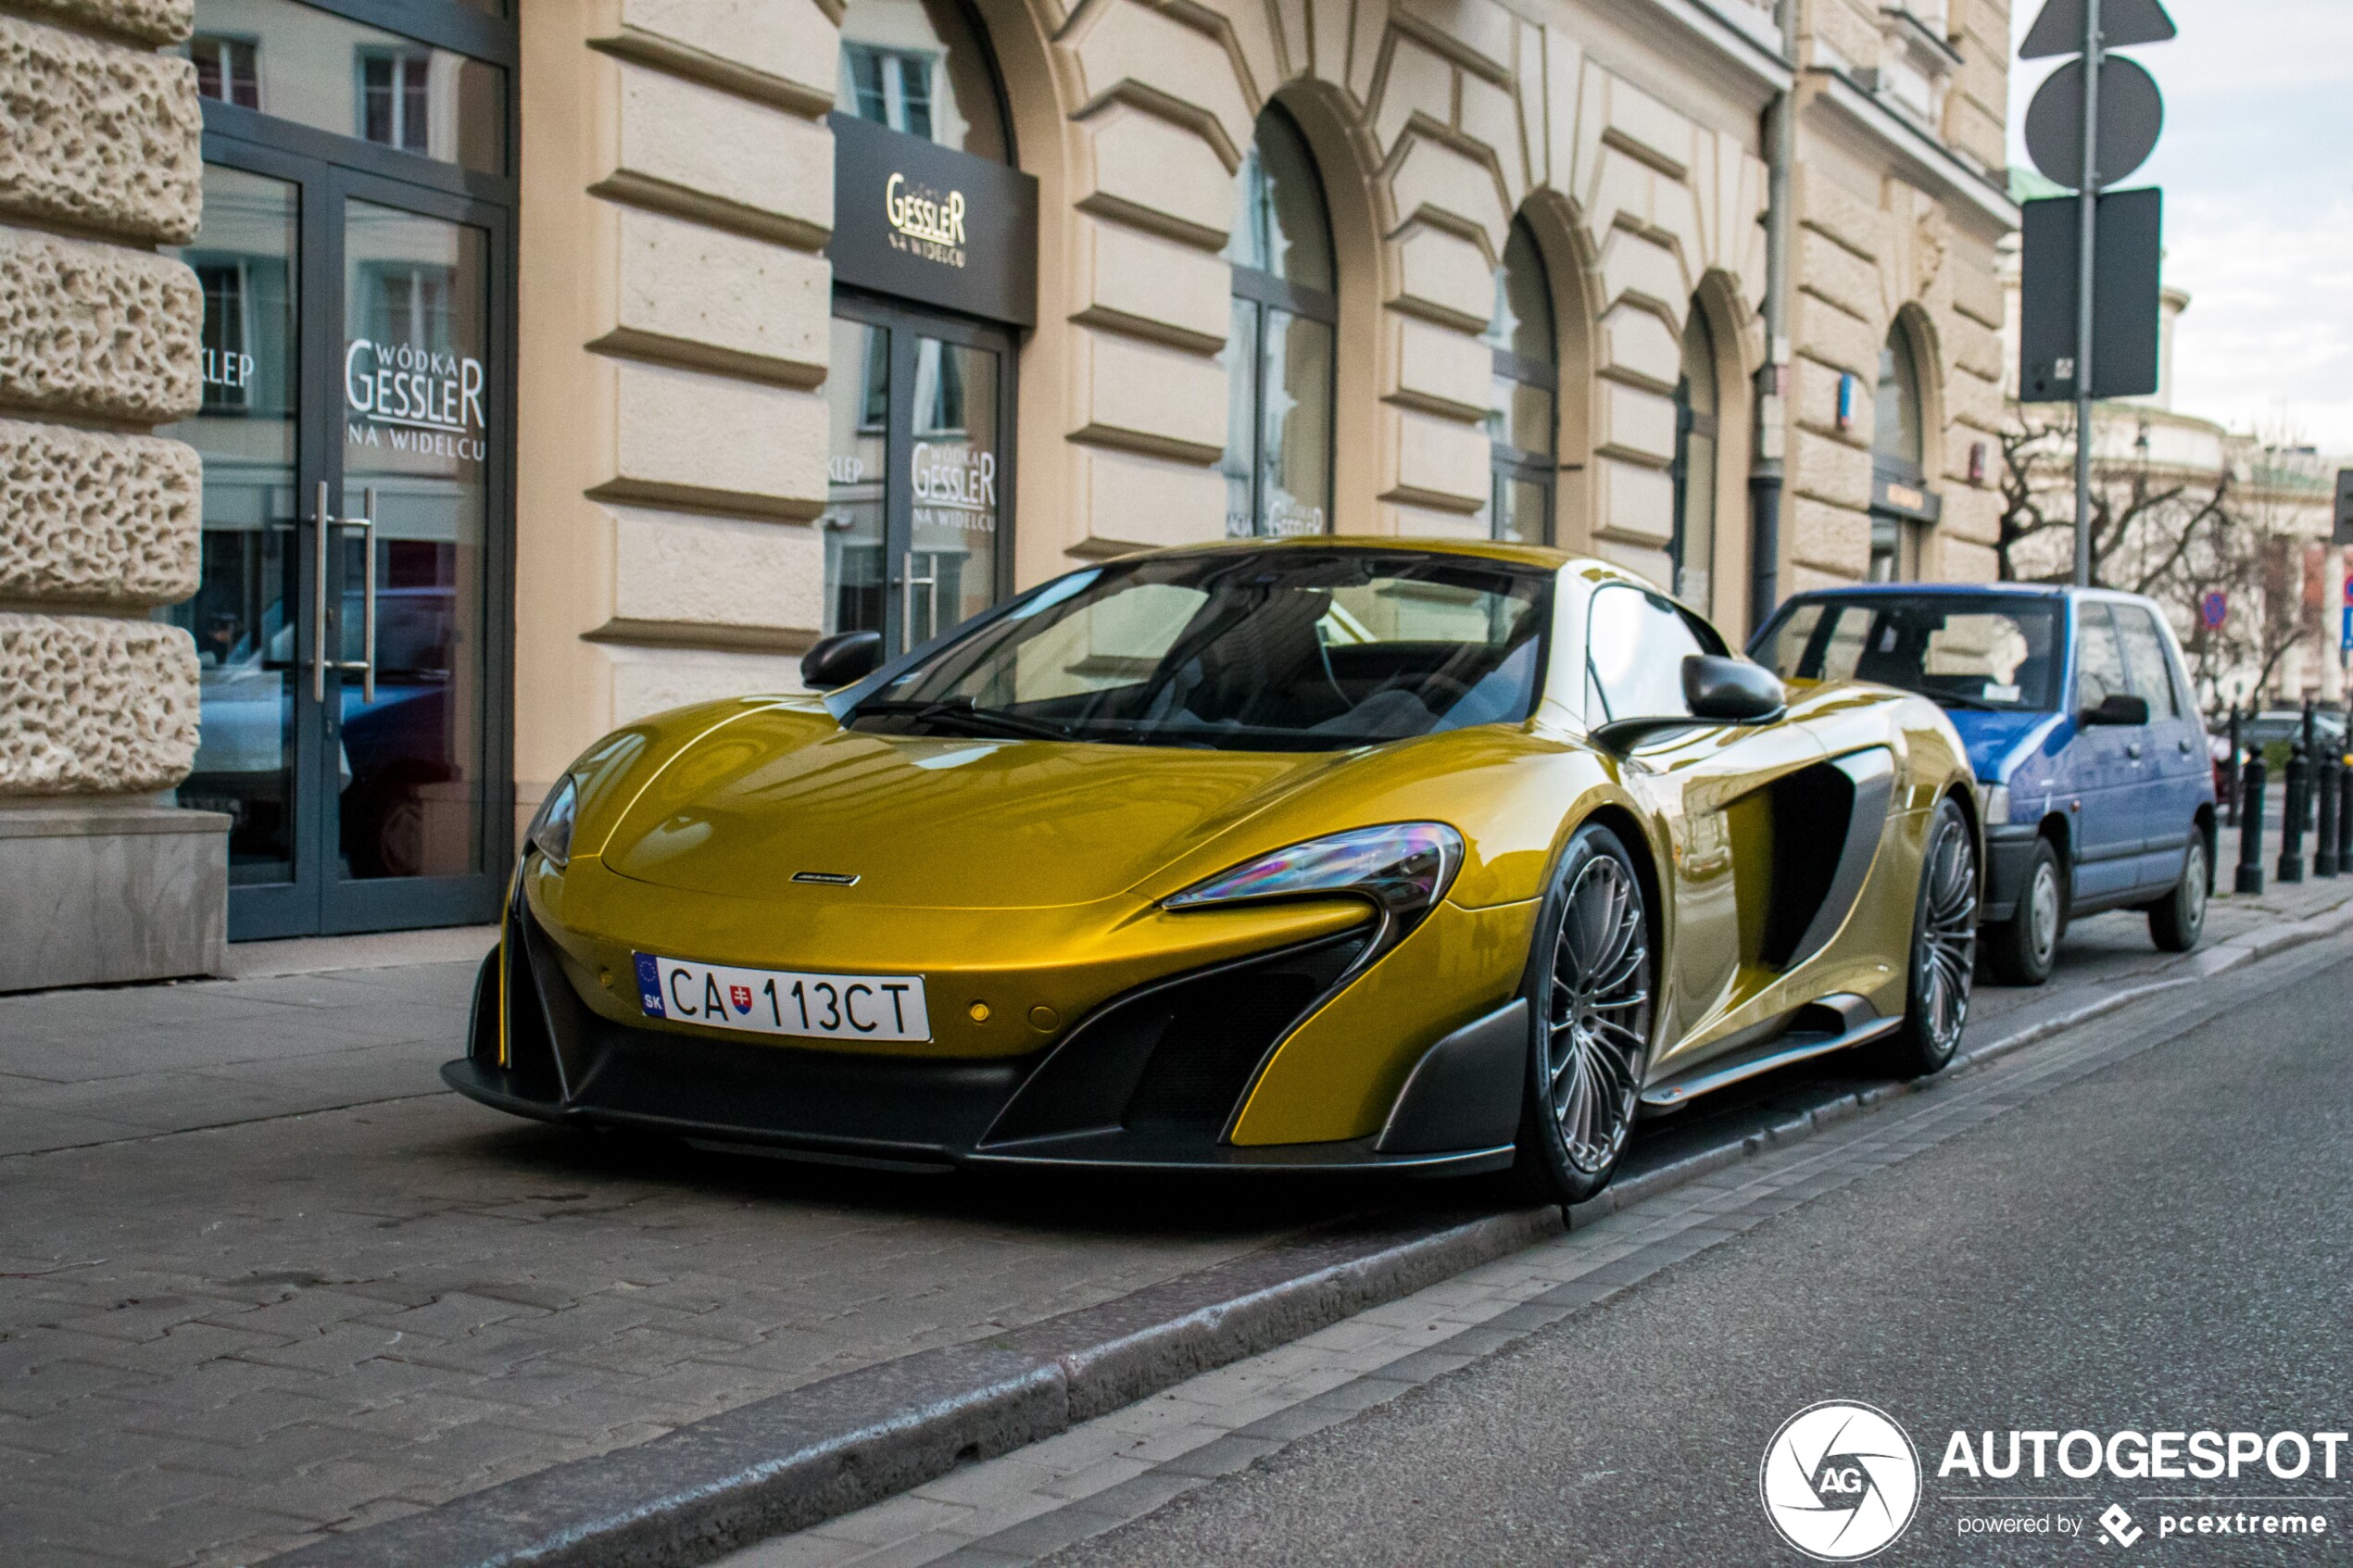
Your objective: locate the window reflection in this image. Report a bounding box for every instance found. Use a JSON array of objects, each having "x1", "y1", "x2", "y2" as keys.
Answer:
[
  {"x1": 185, "y1": 0, "x2": 506, "y2": 174},
  {"x1": 1484, "y1": 219, "x2": 1555, "y2": 545},
  {"x1": 836, "y1": 0, "x2": 1007, "y2": 162},
  {"x1": 161, "y1": 166, "x2": 301, "y2": 886},
  {"x1": 1223, "y1": 107, "x2": 1336, "y2": 539},
  {"x1": 1671, "y1": 306, "x2": 1718, "y2": 606}
]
